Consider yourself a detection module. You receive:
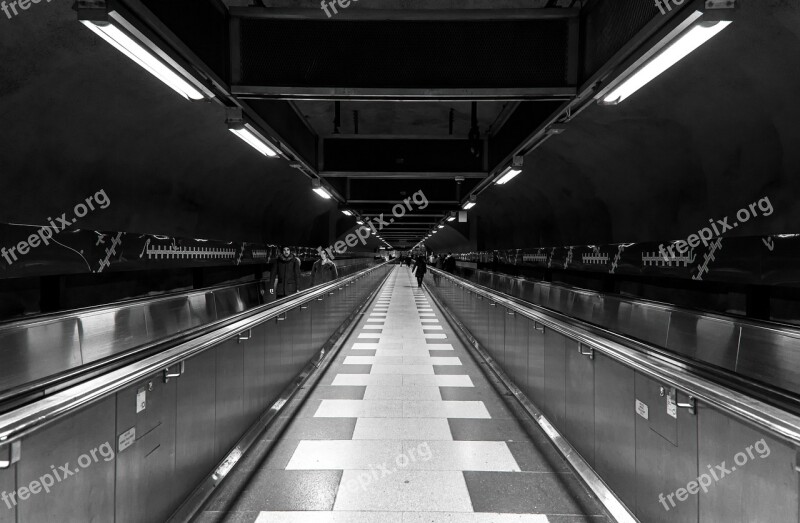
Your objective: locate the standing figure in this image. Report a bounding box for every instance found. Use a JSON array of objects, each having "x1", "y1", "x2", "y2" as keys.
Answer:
[
  {"x1": 270, "y1": 246, "x2": 301, "y2": 299},
  {"x1": 311, "y1": 250, "x2": 339, "y2": 286},
  {"x1": 413, "y1": 255, "x2": 427, "y2": 288}
]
